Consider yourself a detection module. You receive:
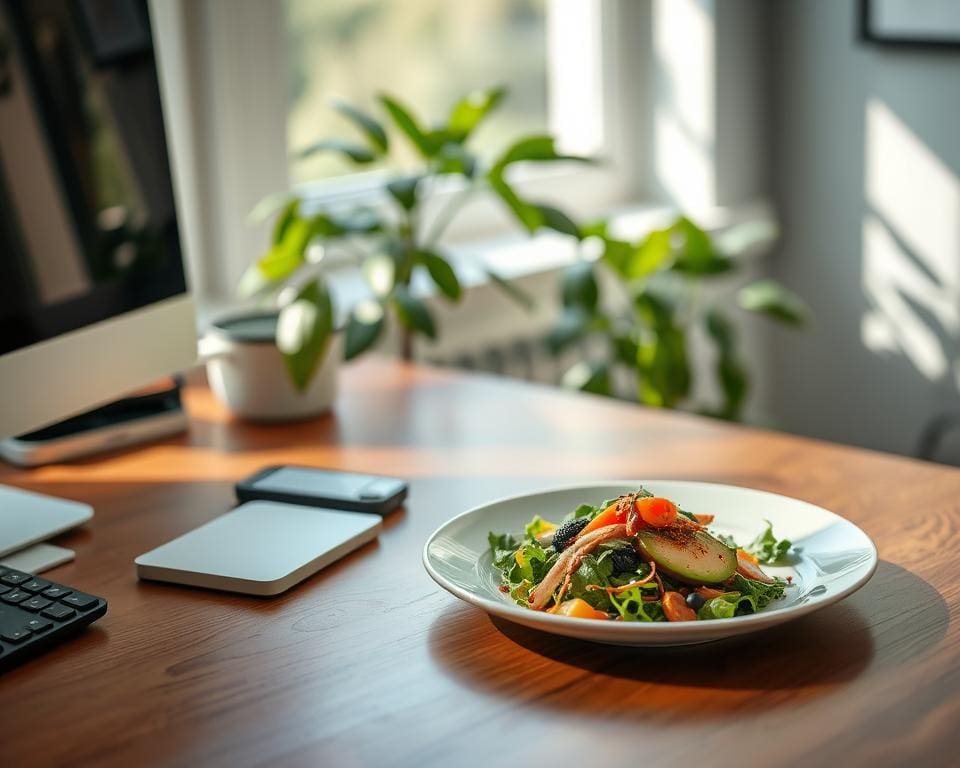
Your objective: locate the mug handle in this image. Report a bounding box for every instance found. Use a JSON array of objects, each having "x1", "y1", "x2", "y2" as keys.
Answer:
[{"x1": 197, "y1": 334, "x2": 232, "y2": 361}]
